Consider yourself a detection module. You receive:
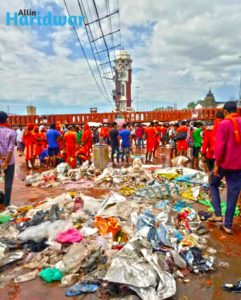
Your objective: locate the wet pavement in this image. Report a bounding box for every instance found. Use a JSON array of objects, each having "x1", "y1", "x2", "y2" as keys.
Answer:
[{"x1": 0, "y1": 149, "x2": 240, "y2": 300}]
